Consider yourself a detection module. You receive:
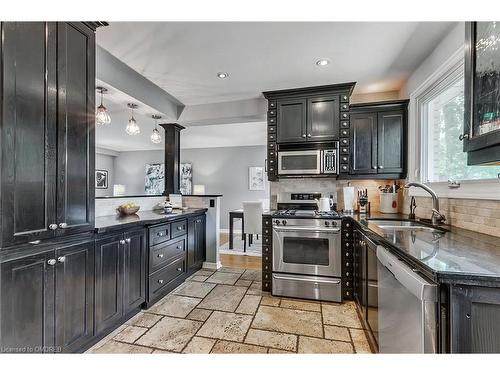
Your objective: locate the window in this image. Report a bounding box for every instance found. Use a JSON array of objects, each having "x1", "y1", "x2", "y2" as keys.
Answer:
[{"x1": 420, "y1": 65, "x2": 500, "y2": 183}]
